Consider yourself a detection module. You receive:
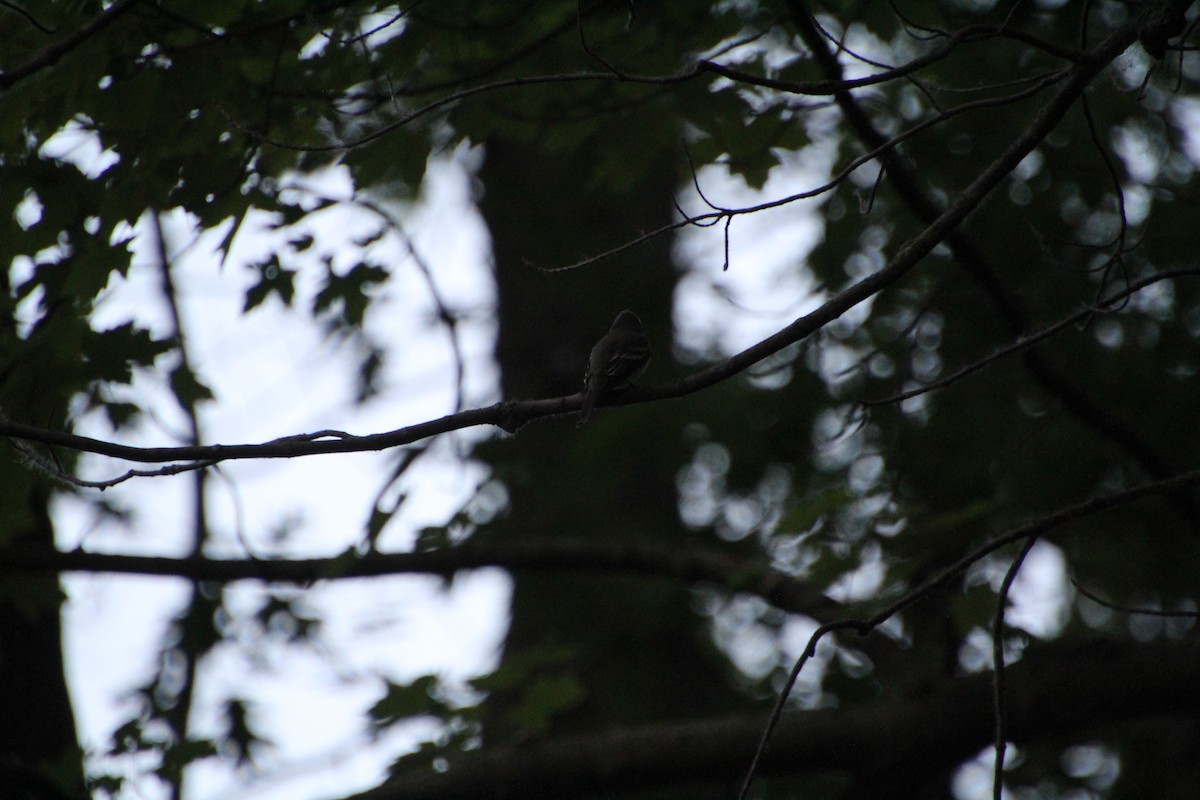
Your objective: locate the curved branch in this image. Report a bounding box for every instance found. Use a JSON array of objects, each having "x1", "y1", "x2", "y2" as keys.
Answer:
[
  {"x1": 991, "y1": 536, "x2": 1039, "y2": 799},
  {"x1": 697, "y1": 21, "x2": 1078, "y2": 97},
  {"x1": 340, "y1": 194, "x2": 468, "y2": 413},
  {"x1": 0, "y1": 1, "x2": 57, "y2": 34}
]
